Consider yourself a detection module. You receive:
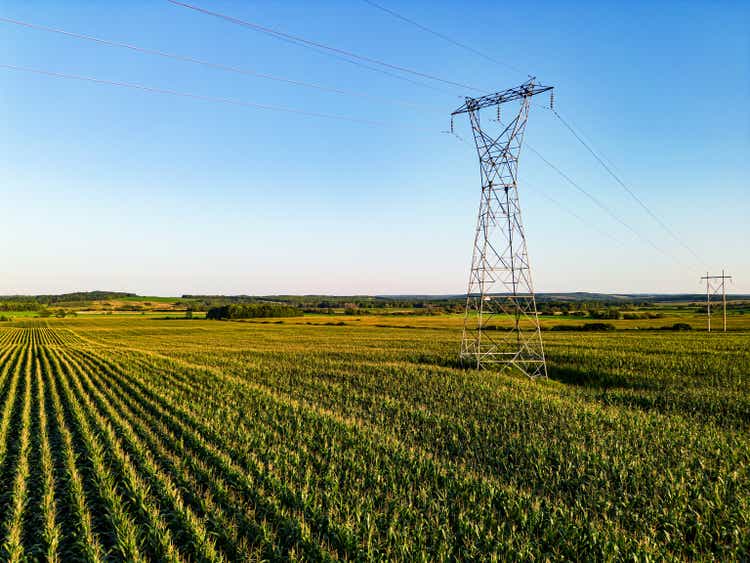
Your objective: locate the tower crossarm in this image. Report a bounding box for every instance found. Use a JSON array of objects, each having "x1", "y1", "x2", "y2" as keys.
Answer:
[
  {"x1": 451, "y1": 78, "x2": 553, "y2": 116},
  {"x1": 700, "y1": 275, "x2": 733, "y2": 281}
]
